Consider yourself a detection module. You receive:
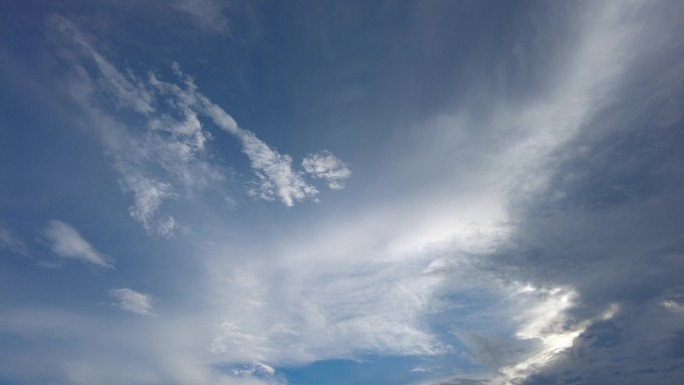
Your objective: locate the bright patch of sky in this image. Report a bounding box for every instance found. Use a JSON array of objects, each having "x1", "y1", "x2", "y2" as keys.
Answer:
[{"x1": 2, "y1": 1, "x2": 684, "y2": 384}]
